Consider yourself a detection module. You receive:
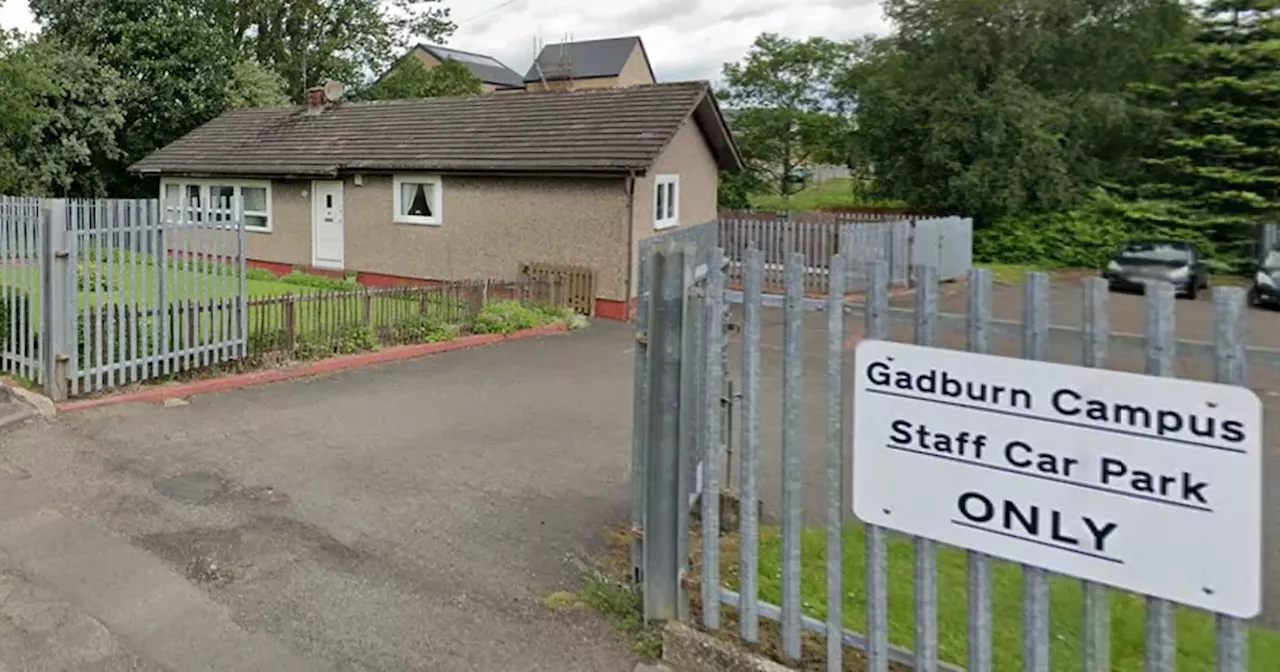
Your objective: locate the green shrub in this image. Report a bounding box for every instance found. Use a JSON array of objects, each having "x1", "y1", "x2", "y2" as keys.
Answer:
[
  {"x1": 77, "y1": 262, "x2": 120, "y2": 292},
  {"x1": 384, "y1": 315, "x2": 460, "y2": 344},
  {"x1": 975, "y1": 204, "x2": 1137, "y2": 269},
  {"x1": 473, "y1": 300, "x2": 548, "y2": 335},
  {"x1": 291, "y1": 322, "x2": 377, "y2": 359},
  {"x1": 333, "y1": 323, "x2": 377, "y2": 354},
  {"x1": 0, "y1": 293, "x2": 32, "y2": 349},
  {"x1": 280, "y1": 271, "x2": 358, "y2": 291},
  {"x1": 533, "y1": 304, "x2": 575, "y2": 323},
  {"x1": 248, "y1": 327, "x2": 288, "y2": 354},
  {"x1": 246, "y1": 268, "x2": 281, "y2": 282}
]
